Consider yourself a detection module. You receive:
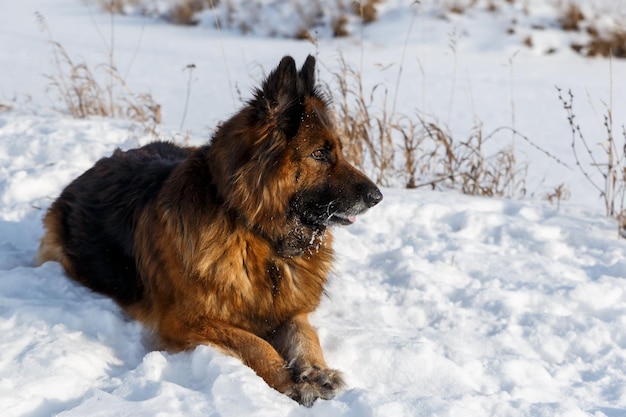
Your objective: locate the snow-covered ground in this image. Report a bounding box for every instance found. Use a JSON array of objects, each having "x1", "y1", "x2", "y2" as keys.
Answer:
[{"x1": 1, "y1": 1, "x2": 626, "y2": 416}]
